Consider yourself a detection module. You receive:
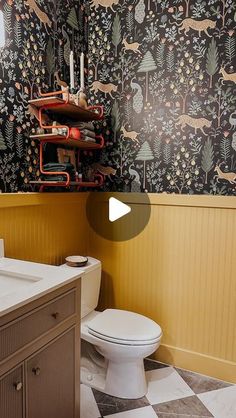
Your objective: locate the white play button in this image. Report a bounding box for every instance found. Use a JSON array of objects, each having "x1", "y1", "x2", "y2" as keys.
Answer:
[{"x1": 109, "y1": 197, "x2": 131, "y2": 222}]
